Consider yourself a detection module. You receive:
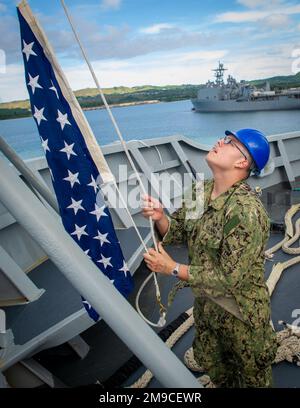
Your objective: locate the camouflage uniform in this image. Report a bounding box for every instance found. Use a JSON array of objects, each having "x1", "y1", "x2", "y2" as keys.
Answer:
[{"x1": 162, "y1": 179, "x2": 277, "y2": 388}]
